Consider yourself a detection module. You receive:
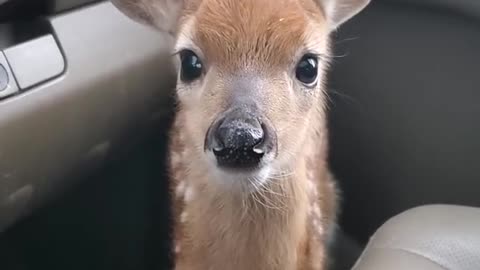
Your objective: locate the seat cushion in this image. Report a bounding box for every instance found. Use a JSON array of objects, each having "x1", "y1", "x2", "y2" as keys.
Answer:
[{"x1": 352, "y1": 205, "x2": 480, "y2": 270}]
